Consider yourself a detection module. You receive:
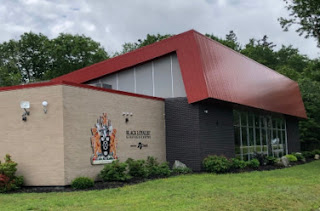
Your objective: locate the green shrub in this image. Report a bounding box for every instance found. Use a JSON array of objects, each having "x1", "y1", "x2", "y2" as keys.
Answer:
[
  {"x1": 302, "y1": 151, "x2": 314, "y2": 159},
  {"x1": 145, "y1": 156, "x2": 160, "y2": 177},
  {"x1": 311, "y1": 149, "x2": 320, "y2": 156},
  {"x1": 172, "y1": 167, "x2": 192, "y2": 174},
  {"x1": 293, "y1": 153, "x2": 305, "y2": 161},
  {"x1": 230, "y1": 158, "x2": 247, "y2": 169},
  {"x1": 266, "y1": 156, "x2": 277, "y2": 165},
  {"x1": 71, "y1": 177, "x2": 94, "y2": 189},
  {"x1": 99, "y1": 160, "x2": 131, "y2": 182},
  {"x1": 144, "y1": 157, "x2": 171, "y2": 177},
  {"x1": 0, "y1": 154, "x2": 24, "y2": 193},
  {"x1": 285, "y1": 154, "x2": 298, "y2": 162},
  {"x1": 126, "y1": 158, "x2": 148, "y2": 178},
  {"x1": 246, "y1": 159, "x2": 260, "y2": 169},
  {"x1": 253, "y1": 152, "x2": 268, "y2": 166},
  {"x1": 156, "y1": 162, "x2": 171, "y2": 177},
  {"x1": 203, "y1": 155, "x2": 231, "y2": 173}
]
